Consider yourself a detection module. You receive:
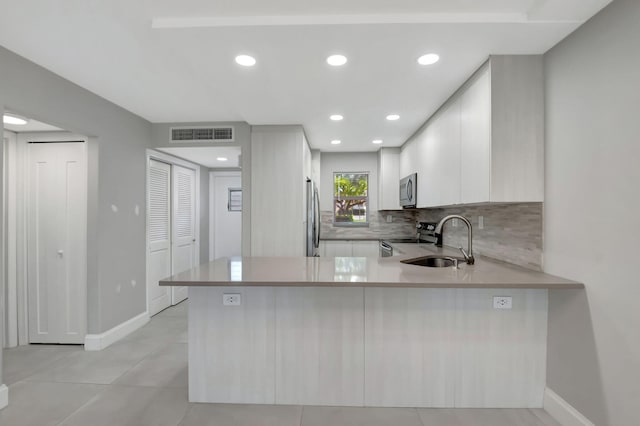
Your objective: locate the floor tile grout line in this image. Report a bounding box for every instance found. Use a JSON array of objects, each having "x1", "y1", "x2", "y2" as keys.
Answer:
[
  {"x1": 176, "y1": 401, "x2": 196, "y2": 426},
  {"x1": 52, "y1": 383, "x2": 111, "y2": 426},
  {"x1": 7, "y1": 347, "x2": 84, "y2": 384},
  {"x1": 415, "y1": 407, "x2": 427, "y2": 426},
  {"x1": 107, "y1": 346, "x2": 158, "y2": 385}
]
